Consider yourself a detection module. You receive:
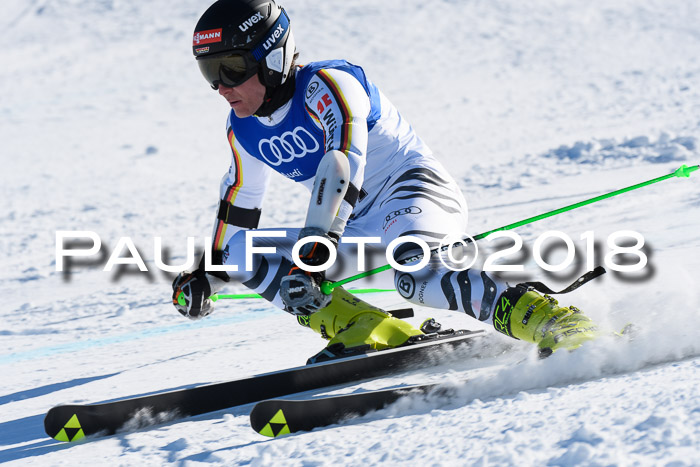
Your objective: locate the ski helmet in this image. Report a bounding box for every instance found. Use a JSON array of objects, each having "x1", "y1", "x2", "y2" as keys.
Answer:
[{"x1": 193, "y1": 0, "x2": 296, "y2": 89}]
